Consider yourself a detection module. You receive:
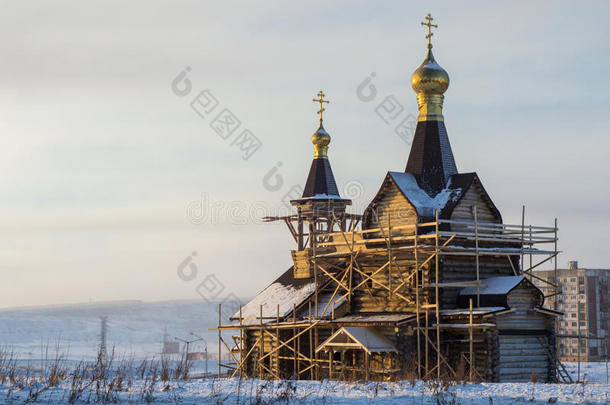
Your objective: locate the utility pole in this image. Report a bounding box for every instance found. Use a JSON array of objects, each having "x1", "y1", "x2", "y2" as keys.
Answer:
[
  {"x1": 190, "y1": 332, "x2": 208, "y2": 376},
  {"x1": 99, "y1": 316, "x2": 108, "y2": 360},
  {"x1": 175, "y1": 333, "x2": 205, "y2": 367}
]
